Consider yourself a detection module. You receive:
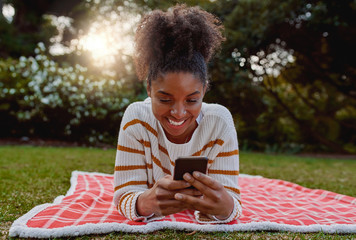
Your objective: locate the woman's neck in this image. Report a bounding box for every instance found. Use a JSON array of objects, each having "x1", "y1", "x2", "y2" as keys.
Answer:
[{"x1": 165, "y1": 121, "x2": 198, "y2": 144}]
